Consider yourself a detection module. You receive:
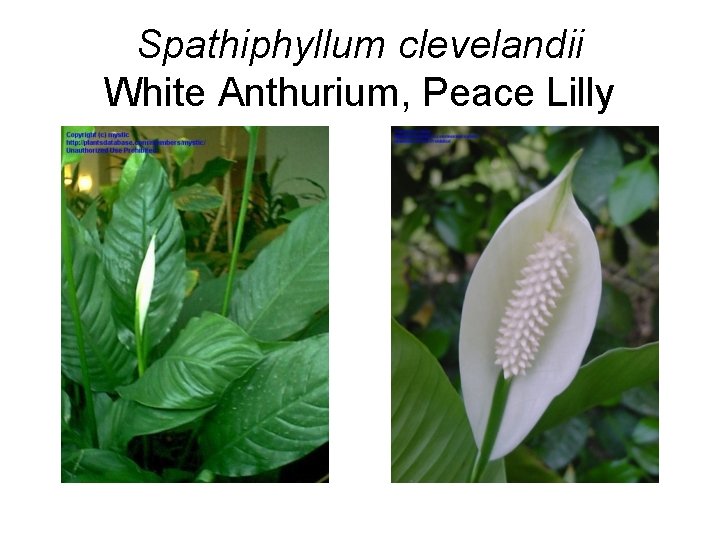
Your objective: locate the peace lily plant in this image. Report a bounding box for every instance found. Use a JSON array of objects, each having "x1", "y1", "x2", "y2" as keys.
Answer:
[
  {"x1": 61, "y1": 126, "x2": 330, "y2": 482},
  {"x1": 459, "y1": 150, "x2": 602, "y2": 481}
]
